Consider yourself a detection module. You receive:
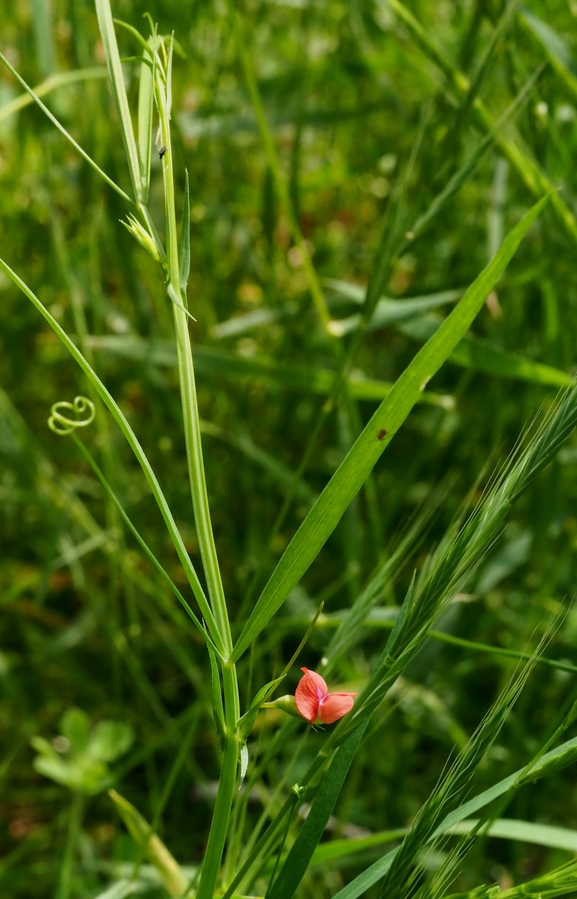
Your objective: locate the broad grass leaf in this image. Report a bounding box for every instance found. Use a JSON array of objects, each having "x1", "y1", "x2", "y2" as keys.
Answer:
[{"x1": 232, "y1": 194, "x2": 550, "y2": 662}]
